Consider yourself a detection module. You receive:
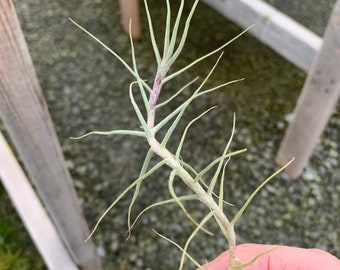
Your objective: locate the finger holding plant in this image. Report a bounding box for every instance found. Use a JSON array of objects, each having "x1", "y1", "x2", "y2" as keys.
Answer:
[{"x1": 70, "y1": 0, "x2": 294, "y2": 269}]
